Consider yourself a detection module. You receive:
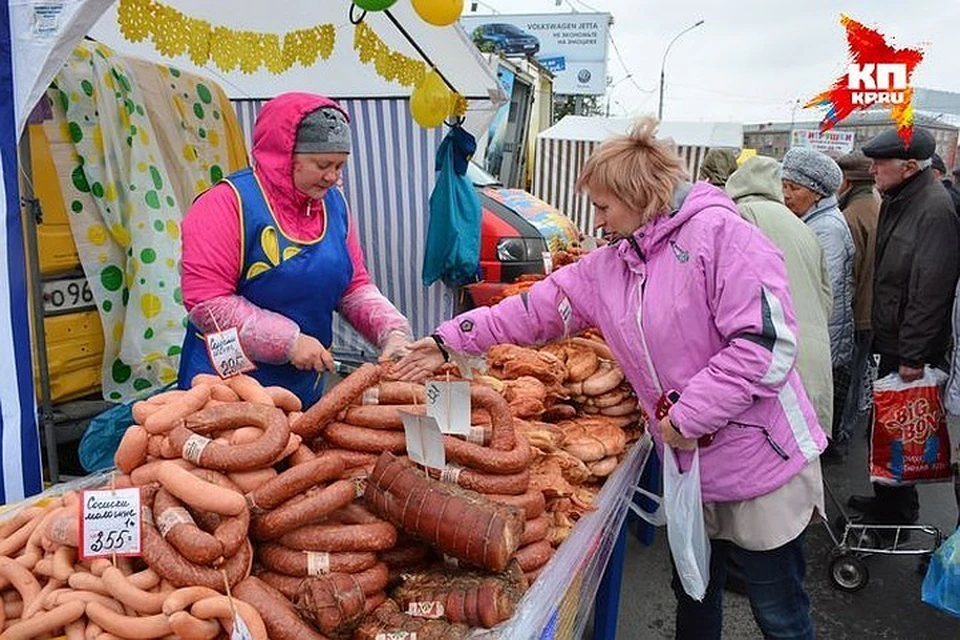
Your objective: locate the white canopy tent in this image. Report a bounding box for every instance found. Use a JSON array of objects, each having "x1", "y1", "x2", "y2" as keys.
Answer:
[
  {"x1": 1, "y1": 0, "x2": 502, "y2": 502},
  {"x1": 533, "y1": 115, "x2": 744, "y2": 234}
]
